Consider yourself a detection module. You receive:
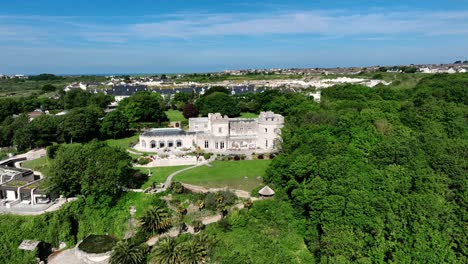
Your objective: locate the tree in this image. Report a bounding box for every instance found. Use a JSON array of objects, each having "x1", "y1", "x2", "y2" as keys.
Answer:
[
  {"x1": 62, "y1": 106, "x2": 102, "y2": 143},
  {"x1": 88, "y1": 93, "x2": 114, "y2": 109},
  {"x1": 80, "y1": 142, "x2": 134, "y2": 204},
  {"x1": 118, "y1": 91, "x2": 168, "y2": 123},
  {"x1": 30, "y1": 115, "x2": 59, "y2": 147},
  {"x1": 204, "y1": 86, "x2": 229, "y2": 96},
  {"x1": 63, "y1": 89, "x2": 90, "y2": 109},
  {"x1": 196, "y1": 92, "x2": 240, "y2": 117},
  {"x1": 41, "y1": 84, "x2": 57, "y2": 92},
  {"x1": 139, "y1": 206, "x2": 172, "y2": 235},
  {"x1": 150, "y1": 237, "x2": 181, "y2": 264},
  {"x1": 47, "y1": 142, "x2": 134, "y2": 204},
  {"x1": 182, "y1": 104, "x2": 199, "y2": 119},
  {"x1": 110, "y1": 240, "x2": 146, "y2": 264},
  {"x1": 100, "y1": 110, "x2": 130, "y2": 139}
]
